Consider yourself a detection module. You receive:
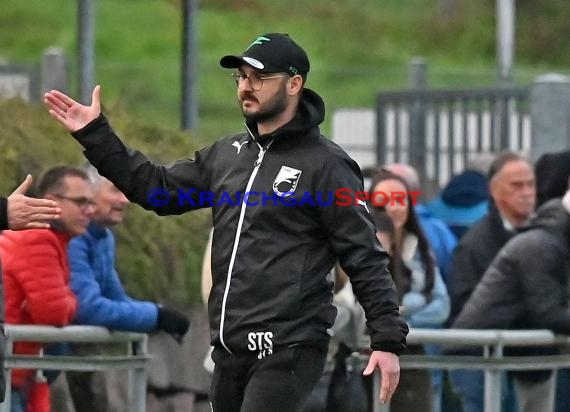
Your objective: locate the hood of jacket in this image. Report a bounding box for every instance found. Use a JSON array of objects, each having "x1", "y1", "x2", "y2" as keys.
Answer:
[
  {"x1": 522, "y1": 198, "x2": 570, "y2": 243},
  {"x1": 441, "y1": 170, "x2": 489, "y2": 206},
  {"x1": 535, "y1": 150, "x2": 570, "y2": 208},
  {"x1": 245, "y1": 88, "x2": 325, "y2": 146}
]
